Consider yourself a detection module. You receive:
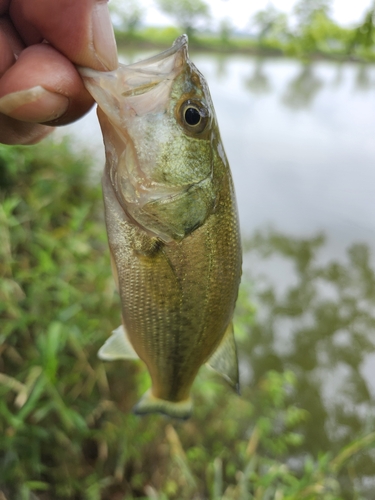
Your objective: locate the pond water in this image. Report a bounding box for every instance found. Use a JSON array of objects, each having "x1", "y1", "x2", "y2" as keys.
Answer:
[
  {"x1": 57, "y1": 50, "x2": 375, "y2": 496},
  {"x1": 60, "y1": 51, "x2": 375, "y2": 249}
]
